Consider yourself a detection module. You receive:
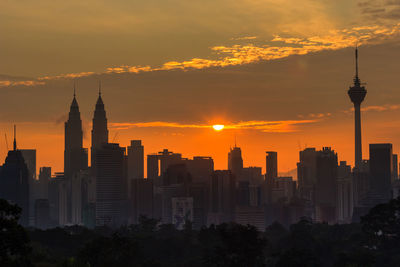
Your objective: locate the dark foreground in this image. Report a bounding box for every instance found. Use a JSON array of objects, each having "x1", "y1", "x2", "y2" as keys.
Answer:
[{"x1": 2, "y1": 198, "x2": 400, "y2": 267}]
